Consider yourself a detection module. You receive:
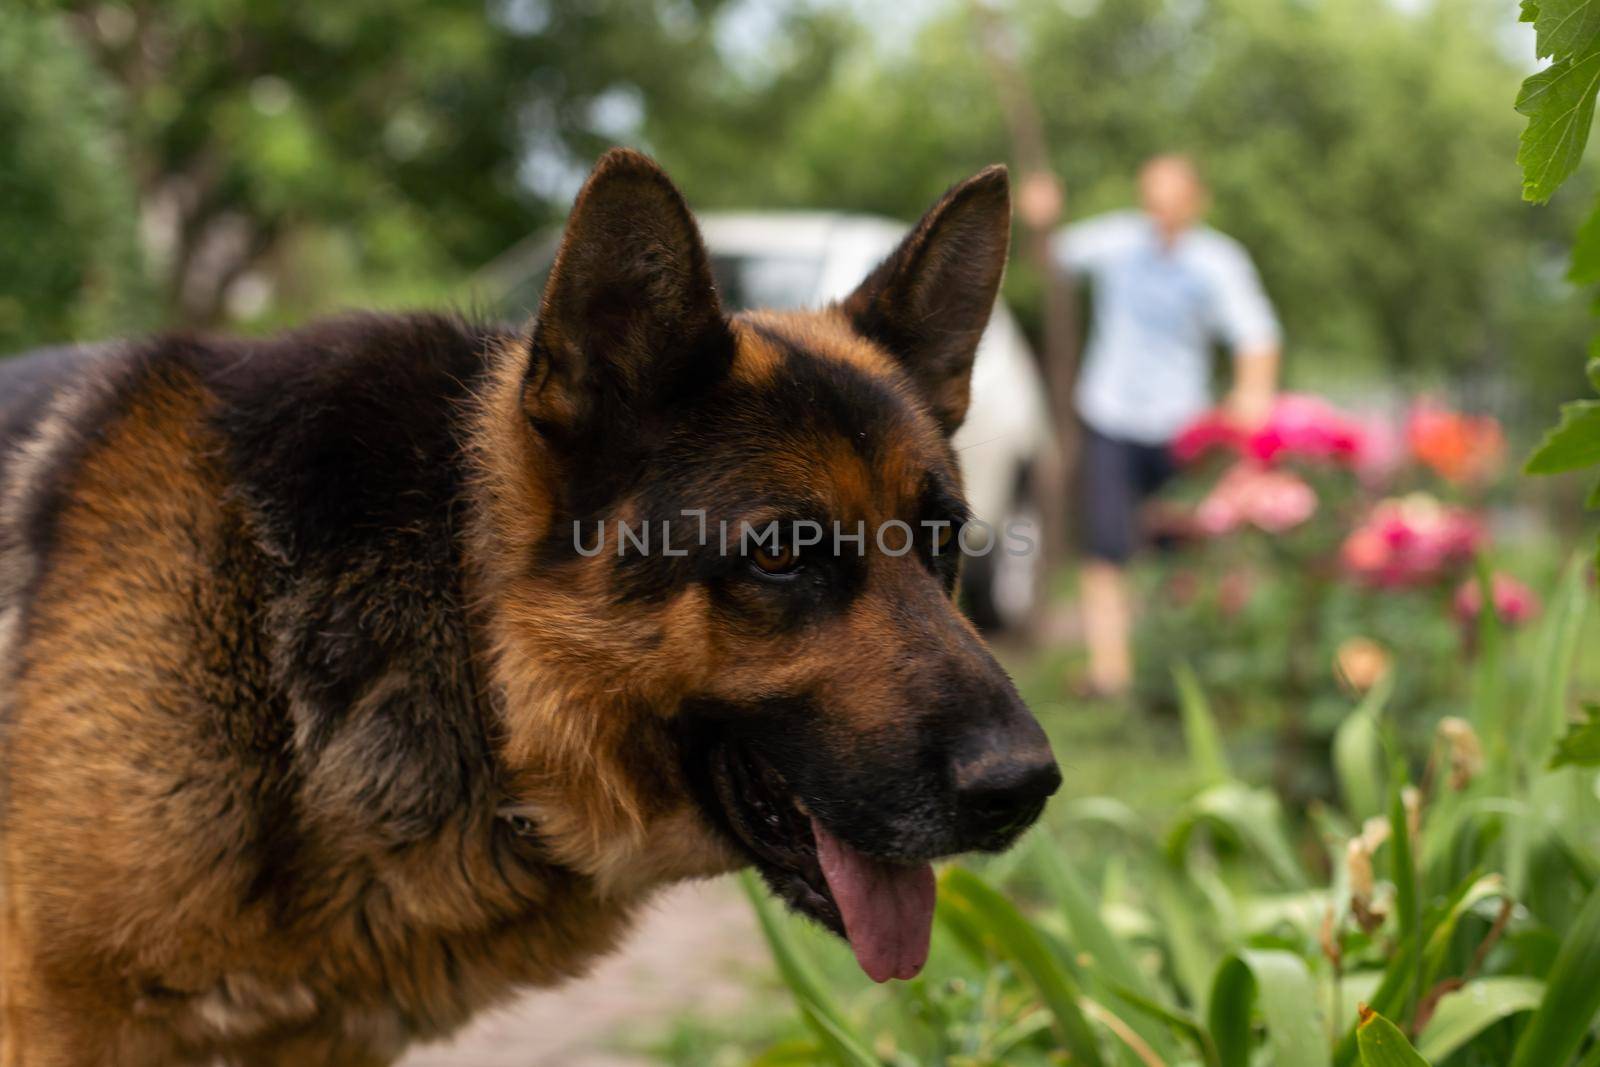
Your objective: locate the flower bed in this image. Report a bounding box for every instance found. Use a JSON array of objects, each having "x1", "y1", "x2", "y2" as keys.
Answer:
[{"x1": 1133, "y1": 393, "x2": 1538, "y2": 791}]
